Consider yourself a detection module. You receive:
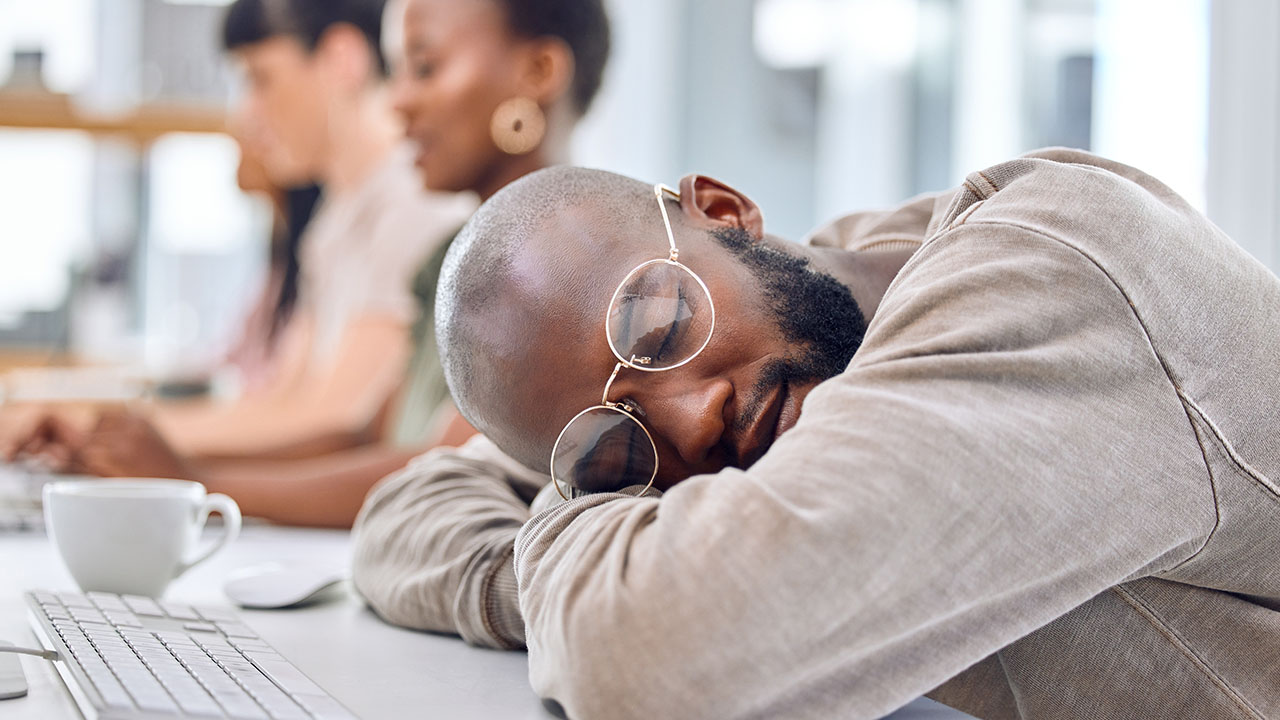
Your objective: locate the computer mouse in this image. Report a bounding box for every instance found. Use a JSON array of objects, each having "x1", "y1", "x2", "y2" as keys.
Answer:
[{"x1": 222, "y1": 563, "x2": 348, "y2": 610}]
